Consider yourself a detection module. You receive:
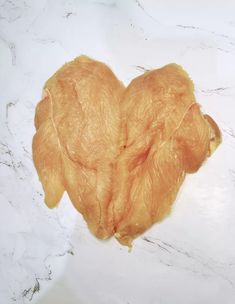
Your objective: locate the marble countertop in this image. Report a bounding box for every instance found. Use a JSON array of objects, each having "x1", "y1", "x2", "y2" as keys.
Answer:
[{"x1": 1, "y1": 1, "x2": 235, "y2": 303}]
